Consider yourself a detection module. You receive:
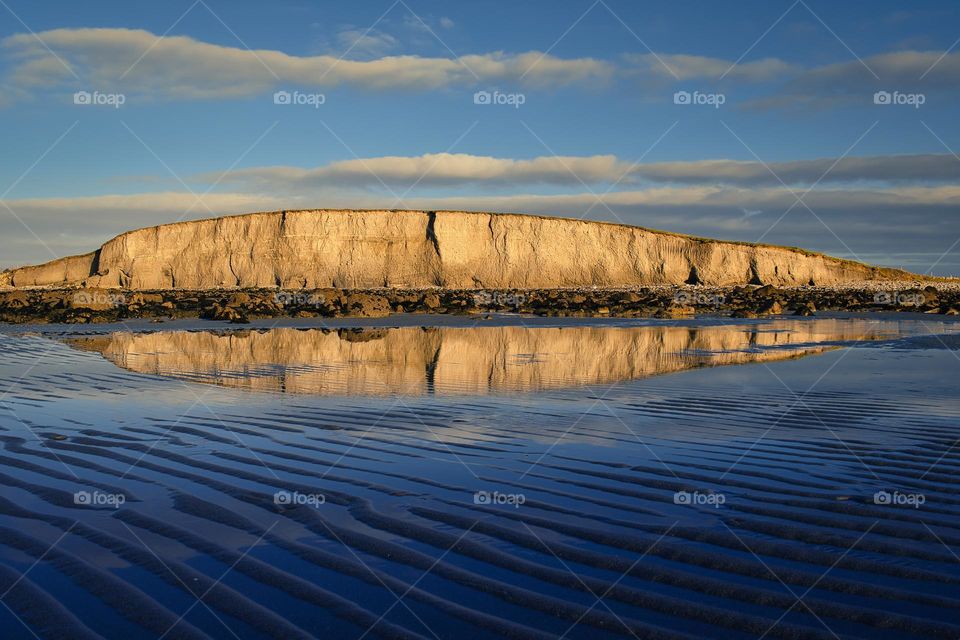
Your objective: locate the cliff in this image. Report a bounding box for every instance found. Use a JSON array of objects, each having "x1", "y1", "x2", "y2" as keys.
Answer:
[{"x1": 0, "y1": 209, "x2": 911, "y2": 290}]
